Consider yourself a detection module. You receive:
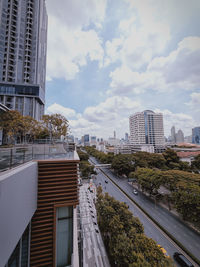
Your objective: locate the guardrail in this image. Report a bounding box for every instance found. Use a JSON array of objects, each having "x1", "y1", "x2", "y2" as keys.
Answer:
[{"x1": 0, "y1": 142, "x2": 76, "y2": 172}]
